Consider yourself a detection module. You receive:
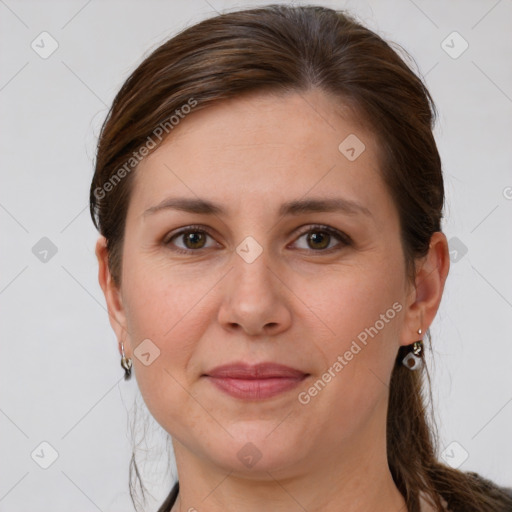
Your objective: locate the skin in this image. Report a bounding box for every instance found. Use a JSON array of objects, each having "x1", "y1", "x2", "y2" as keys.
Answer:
[{"x1": 96, "y1": 88, "x2": 449, "y2": 512}]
